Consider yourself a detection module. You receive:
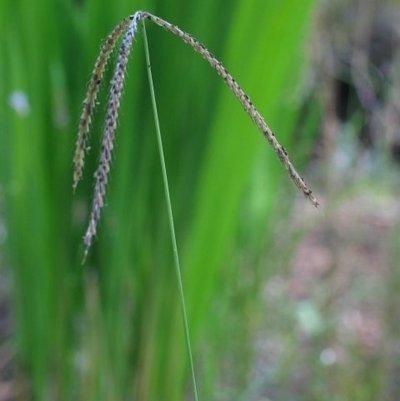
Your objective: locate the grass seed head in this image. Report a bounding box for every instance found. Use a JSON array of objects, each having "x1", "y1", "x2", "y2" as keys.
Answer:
[{"x1": 77, "y1": 11, "x2": 318, "y2": 258}]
